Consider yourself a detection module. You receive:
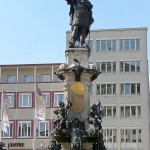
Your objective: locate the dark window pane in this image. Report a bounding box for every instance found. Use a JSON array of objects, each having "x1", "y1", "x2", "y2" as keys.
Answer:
[
  {"x1": 125, "y1": 39, "x2": 129, "y2": 50},
  {"x1": 107, "y1": 84, "x2": 111, "y2": 94},
  {"x1": 137, "y1": 106, "x2": 141, "y2": 117},
  {"x1": 101, "y1": 62, "x2": 106, "y2": 72},
  {"x1": 112, "y1": 40, "x2": 116, "y2": 50},
  {"x1": 125, "y1": 84, "x2": 130, "y2": 94},
  {"x1": 120, "y1": 62, "x2": 123, "y2": 72},
  {"x1": 96, "y1": 62, "x2": 100, "y2": 70},
  {"x1": 113, "y1": 62, "x2": 116, "y2": 72},
  {"x1": 131, "y1": 84, "x2": 135, "y2": 94},
  {"x1": 96, "y1": 40, "x2": 100, "y2": 51},
  {"x1": 136, "y1": 39, "x2": 140, "y2": 49},
  {"x1": 132, "y1": 129, "x2": 137, "y2": 142},
  {"x1": 125, "y1": 62, "x2": 130, "y2": 72},
  {"x1": 107, "y1": 62, "x2": 111, "y2": 72},
  {"x1": 120, "y1": 84, "x2": 124, "y2": 94},
  {"x1": 131, "y1": 106, "x2": 136, "y2": 117},
  {"x1": 96, "y1": 84, "x2": 100, "y2": 95},
  {"x1": 137, "y1": 83, "x2": 140, "y2": 94},
  {"x1": 121, "y1": 129, "x2": 124, "y2": 142},
  {"x1": 113, "y1": 84, "x2": 116, "y2": 94},
  {"x1": 125, "y1": 106, "x2": 130, "y2": 117},
  {"x1": 101, "y1": 40, "x2": 106, "y2": 51},
  {"x1": 120, "y1": 39, "x2": 123, "y2": 50},
  {"x1": 131, "y1": 62, "x2": 136, "y2": 72},
  {"x1": 120, "y1": 106, "x2": 124, "y2": 117},
  {"x1": 113, "y1": 106, "x2": 116, "y2": 117},
  {"x1": 107, "y1": 106, "x2": 112, "y2": 116},
  {"x1": 101, "y1": 84, "x2": 106, "y2": 95},
  {"x1": 130, "y1": 39, "x2": 135, "y2": 50},
  {"x1": 107, "y1": 40, "x2": 111, "y2": 51},
  {"x1": 136, "y1": 61, "x2": 140, "y2": 72}
]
